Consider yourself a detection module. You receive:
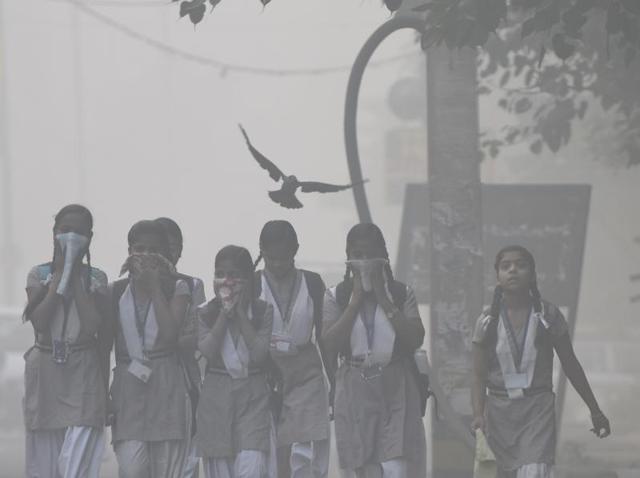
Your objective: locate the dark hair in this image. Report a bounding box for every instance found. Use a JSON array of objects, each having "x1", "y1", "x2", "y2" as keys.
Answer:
[
  {"x1": 24, "y1": 204, "x2": 94, "y2": 320},
  {"x1": 343, "y1": 222, "x2": 395, "y2": 284},
  {"x1": 155, "y1": 217, "x2": 183, "y2": 245},
  {"x1": 127, "y1": 220, "x2": 171, "y2": 258},
  {"x1": 215, "y1": 245, "x2": 257, "y2": 298},
  {"x1": 254, "y1": 220, "x2": 299, "y2": 268},
  {"x1": 486, "y1": 245, "x2": 546, "y2": 348}
]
